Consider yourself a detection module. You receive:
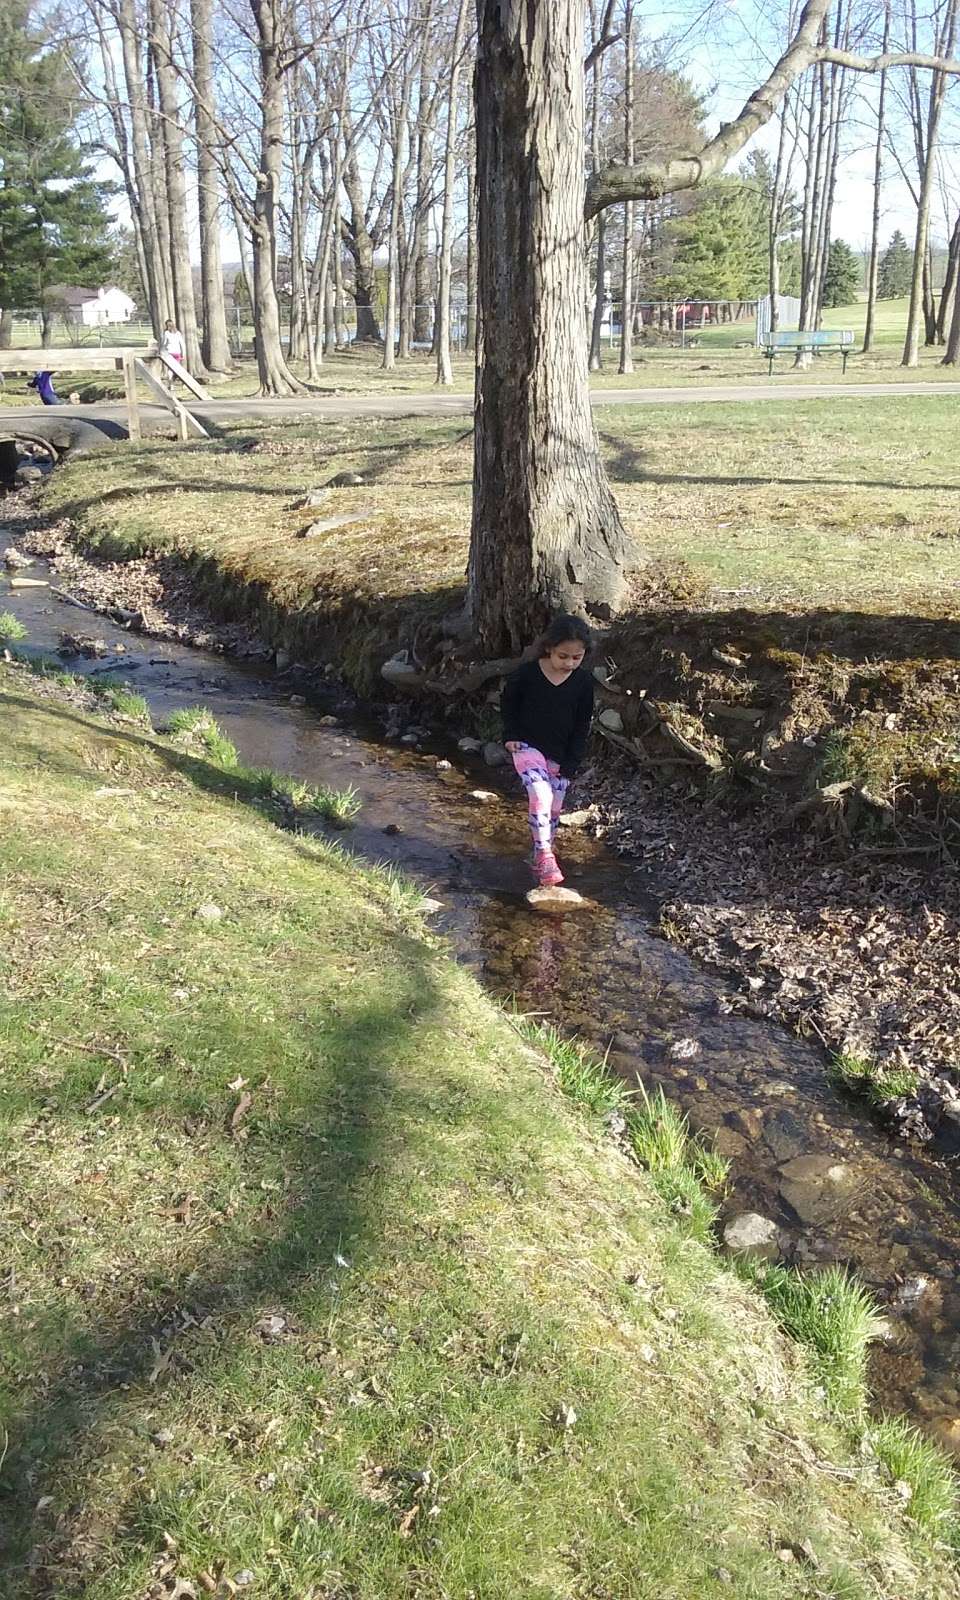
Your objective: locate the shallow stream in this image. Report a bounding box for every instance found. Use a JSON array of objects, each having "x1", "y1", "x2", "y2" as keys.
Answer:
[{"x1": 5, "y1": 564, "x2": 960, "y2": 1453}]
